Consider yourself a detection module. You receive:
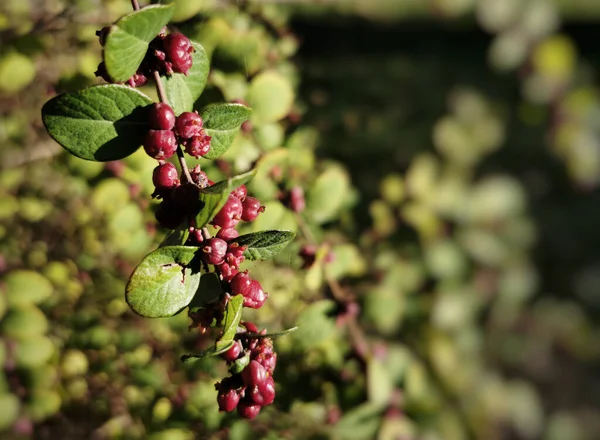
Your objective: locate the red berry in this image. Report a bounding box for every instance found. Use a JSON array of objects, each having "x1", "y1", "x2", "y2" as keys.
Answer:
[
  {"x1": 217, "y1": 388, "x2": 240, "y2": 412},
  {"x1": 175, "y1": 111, "x2": 203, "y2": 139},
  {"x1": 126, "y1": 72, "x2": 148, "y2": 88},
  {"x1": 230, "y1": 272, "x2": 252, "y2": 296},
  {"x1": 184, "y1": 133, "x2": 211, "y2": 158},
  {"x1": 241, "y1": 360, "x2": 267, "y2": 388},
  {"x1": 243, "y1": 322, "x2": 259, "y2": 333},
  {"x1": 152, "y1": 163, "x2": 179, "y2": 190},
  {"x1": 219, "y1": 262, "x2": 238, "y2": 282},
  {"x1": 221, "y1": 341, "x2": 242, "y2": 363},
  {"x1": 217, "y1": 227, "x2": 239, "y2": 241},
  {"x1": 212, "y1": 195, "x2": 243, "y2": 229},
  {"x1": 149, "y1": 103, "x2": 176, "y2": 130},
  {"x1": 190, "y1": 166, "x2": 209, "y2": 187},
  {"x1": 289, "y1": 186, "x2": 305, "y2": 213},
  {"x1": 251, "y1": 376, "x2": 275, "y2": 406},
  {"x1": 143, "y1": 130, "x2": 178, "y2": 160},
  {"x1": 231, "y1": 185, "x2": 247, "y2": 201},
  {"x1": 255, "y1": 351, "x2": 277, "y2": 374},
  {"x1": 237, "y1": 400, "x2": 261, "y2": 419},
  {"x1": 241, "y1": 197, "x2": 263, "y2": 222},
  {"x1": 202, "y1": 238, "x2": 228, "y2": 266},
  {"x1": 243, "y1": 280, "x2": 268, "y2": 309},
  {"x1": 164, "y1": 33, "x2": 194, "y2": 75}
]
